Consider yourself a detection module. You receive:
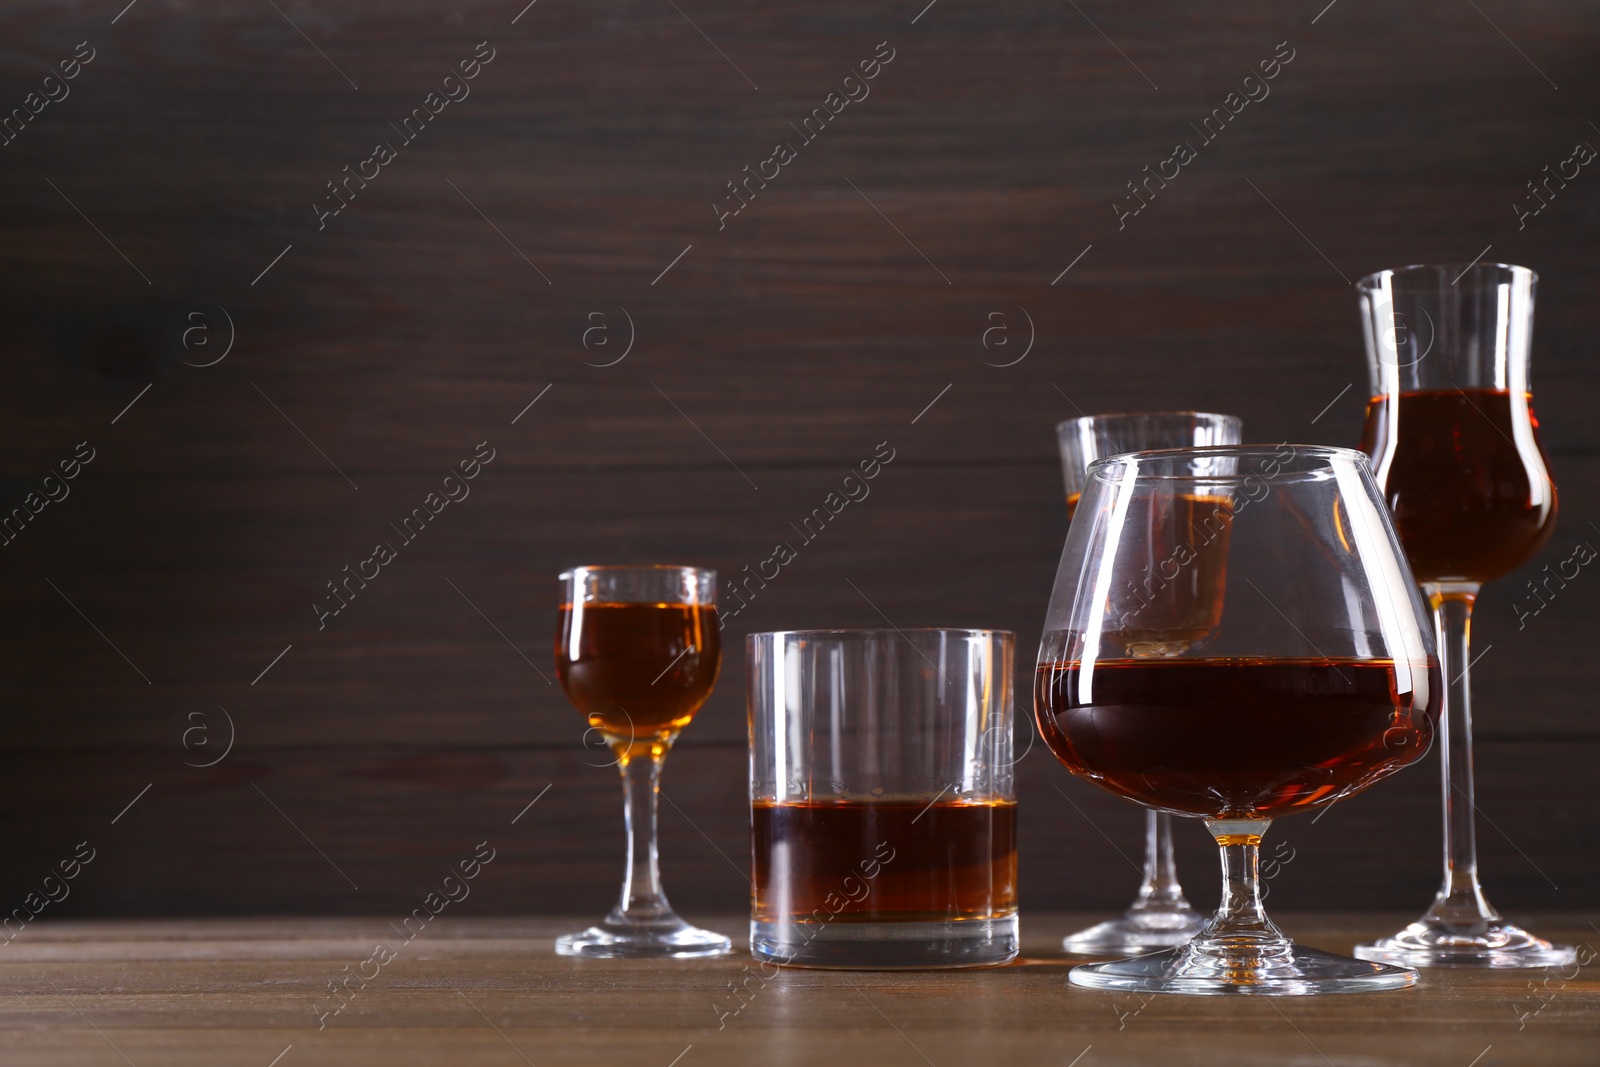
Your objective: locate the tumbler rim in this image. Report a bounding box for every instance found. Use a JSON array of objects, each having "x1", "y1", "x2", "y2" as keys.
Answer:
[
  {"x1": 1053, "y1": 411, "x2": 1241, "y2": 436},
  {"x1": 1355, "y1": 261, "x2": 1536, "y2": 292},
  {"x1": 558, "y1": 563, "x2": 715, "y2": 581},
  {"x1": 745, "y1": 627, "x2": 1015, "y2": 642}
]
